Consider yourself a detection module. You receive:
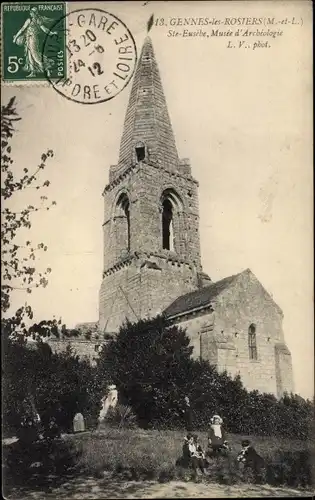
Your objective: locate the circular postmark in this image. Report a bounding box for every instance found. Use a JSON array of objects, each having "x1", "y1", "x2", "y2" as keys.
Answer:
[{"x1": 42, "y1": 8, "x2": 137, "y2": 104}]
